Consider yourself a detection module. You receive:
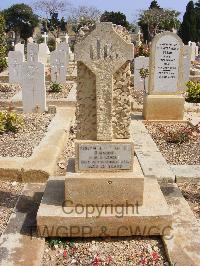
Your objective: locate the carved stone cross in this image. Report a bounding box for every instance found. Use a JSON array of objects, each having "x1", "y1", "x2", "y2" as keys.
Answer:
[{"x1": 75, "y1": 23, "x2": 134, "y2": 141}]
